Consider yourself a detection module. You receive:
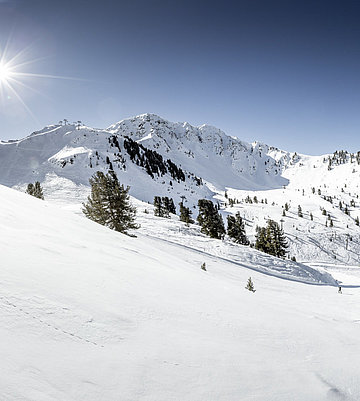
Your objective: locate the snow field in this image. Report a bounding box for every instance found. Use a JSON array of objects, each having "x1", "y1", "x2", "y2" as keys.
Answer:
[{"x1": 1, "y1": 184, "x2": 360, "y2": 400}]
